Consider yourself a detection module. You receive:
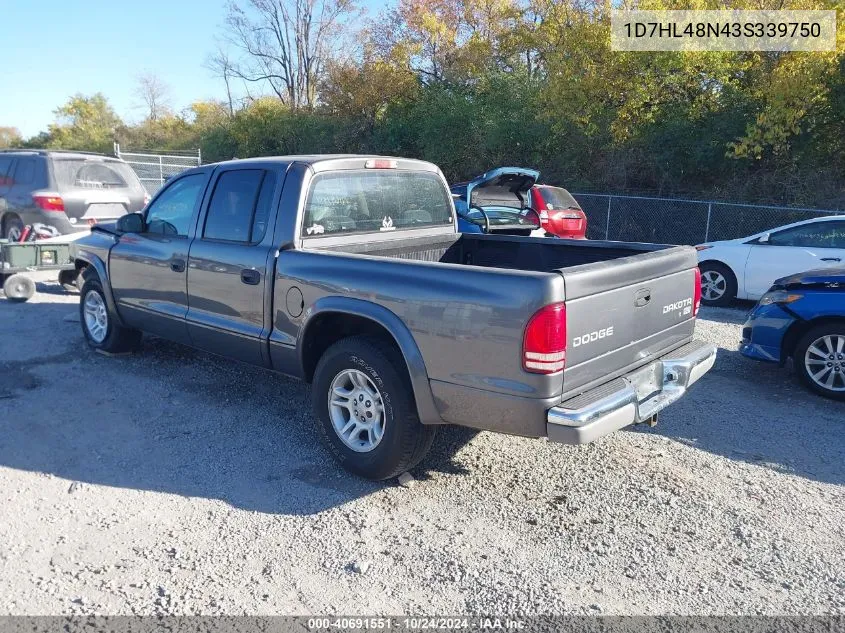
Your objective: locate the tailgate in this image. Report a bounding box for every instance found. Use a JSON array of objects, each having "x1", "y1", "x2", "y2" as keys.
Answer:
[{"x1": 559, "y1": 246, "x2": 699, "y2": 397}]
